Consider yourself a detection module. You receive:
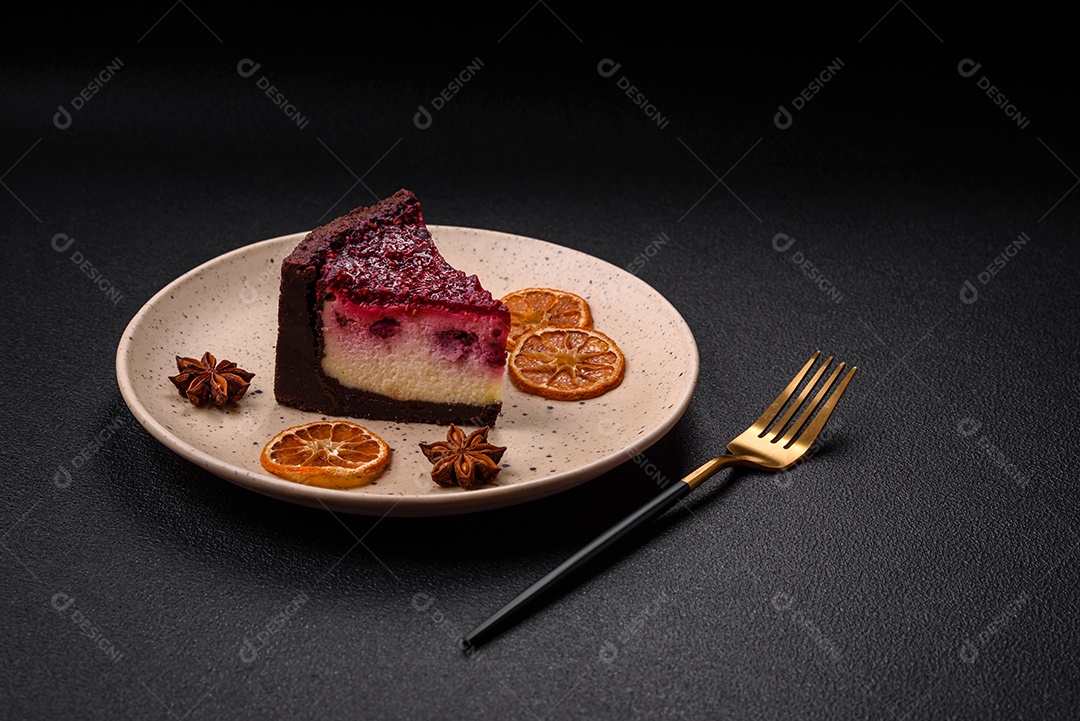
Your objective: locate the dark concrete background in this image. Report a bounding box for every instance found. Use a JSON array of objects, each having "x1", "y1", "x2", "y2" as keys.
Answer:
[{"x1": 3, "y1": 5, "x2": 1078, "y2": 720}]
